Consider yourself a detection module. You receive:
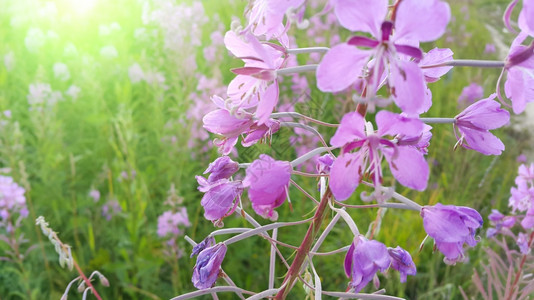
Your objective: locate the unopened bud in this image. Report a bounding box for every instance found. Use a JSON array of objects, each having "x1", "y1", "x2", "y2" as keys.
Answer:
[
  {"x1": 99, "y1": 274, "x2": 110, "y2": 287},
  {"x1": 77, "y1": 281, "x2": 86, "y2": 293}
]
